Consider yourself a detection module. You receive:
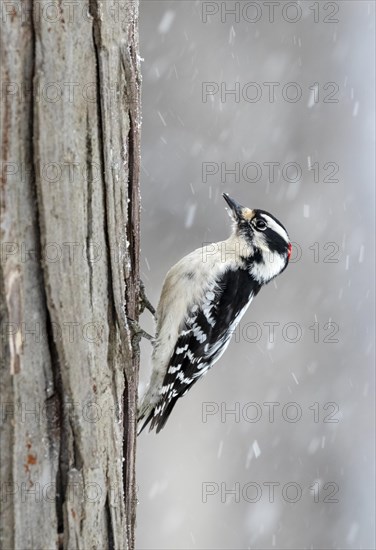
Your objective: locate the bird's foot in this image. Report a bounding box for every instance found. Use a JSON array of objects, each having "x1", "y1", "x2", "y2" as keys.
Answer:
[
  {"x1": 139, "y1": 280, "x2": 156, "y2": 317},
  {"x1": 127, "y1": 317, "x2": 154, "y2": 342}
]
